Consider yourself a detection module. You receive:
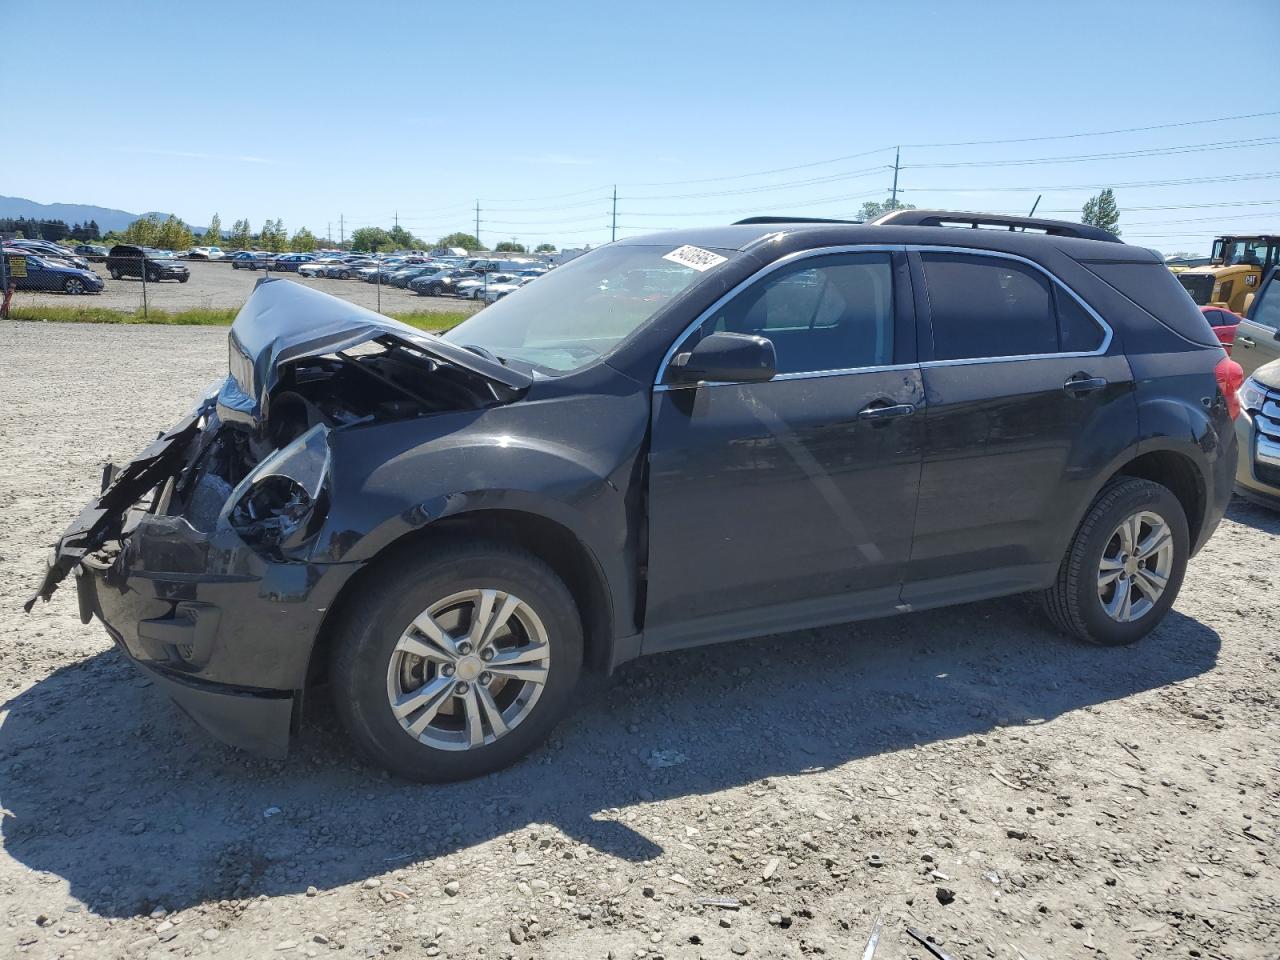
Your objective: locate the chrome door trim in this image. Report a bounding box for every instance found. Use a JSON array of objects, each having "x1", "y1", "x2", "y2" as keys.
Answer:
[{"x1": 652, "y1": 244, "x2": 1115, "y2": 391}]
